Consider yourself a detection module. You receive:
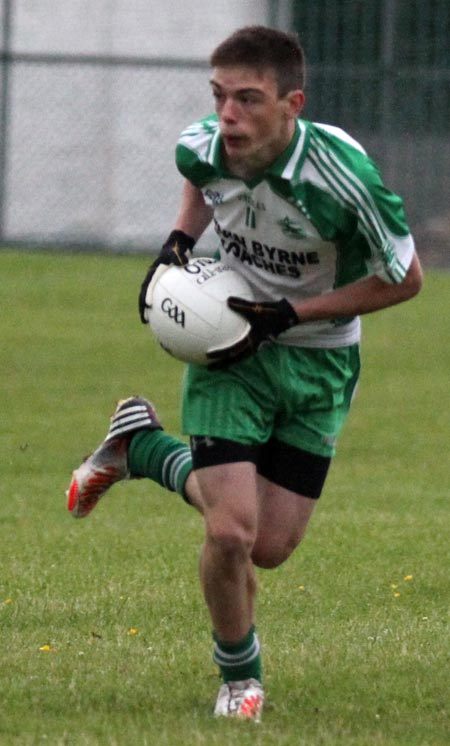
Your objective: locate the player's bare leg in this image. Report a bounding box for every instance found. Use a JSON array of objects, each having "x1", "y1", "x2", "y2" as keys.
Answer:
[
  {"x1": 251, "y1": 476, "x2": 316, "y2": 569},
  {"x1": 182, "y1": 471, "x2": 205, "y2": 514},
  {"x1": 197, "y1": 462, "x2": 258, "y2": 639},
  {"x1": 194, "y1": 462, "x2": 264, "y2": 720}
]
